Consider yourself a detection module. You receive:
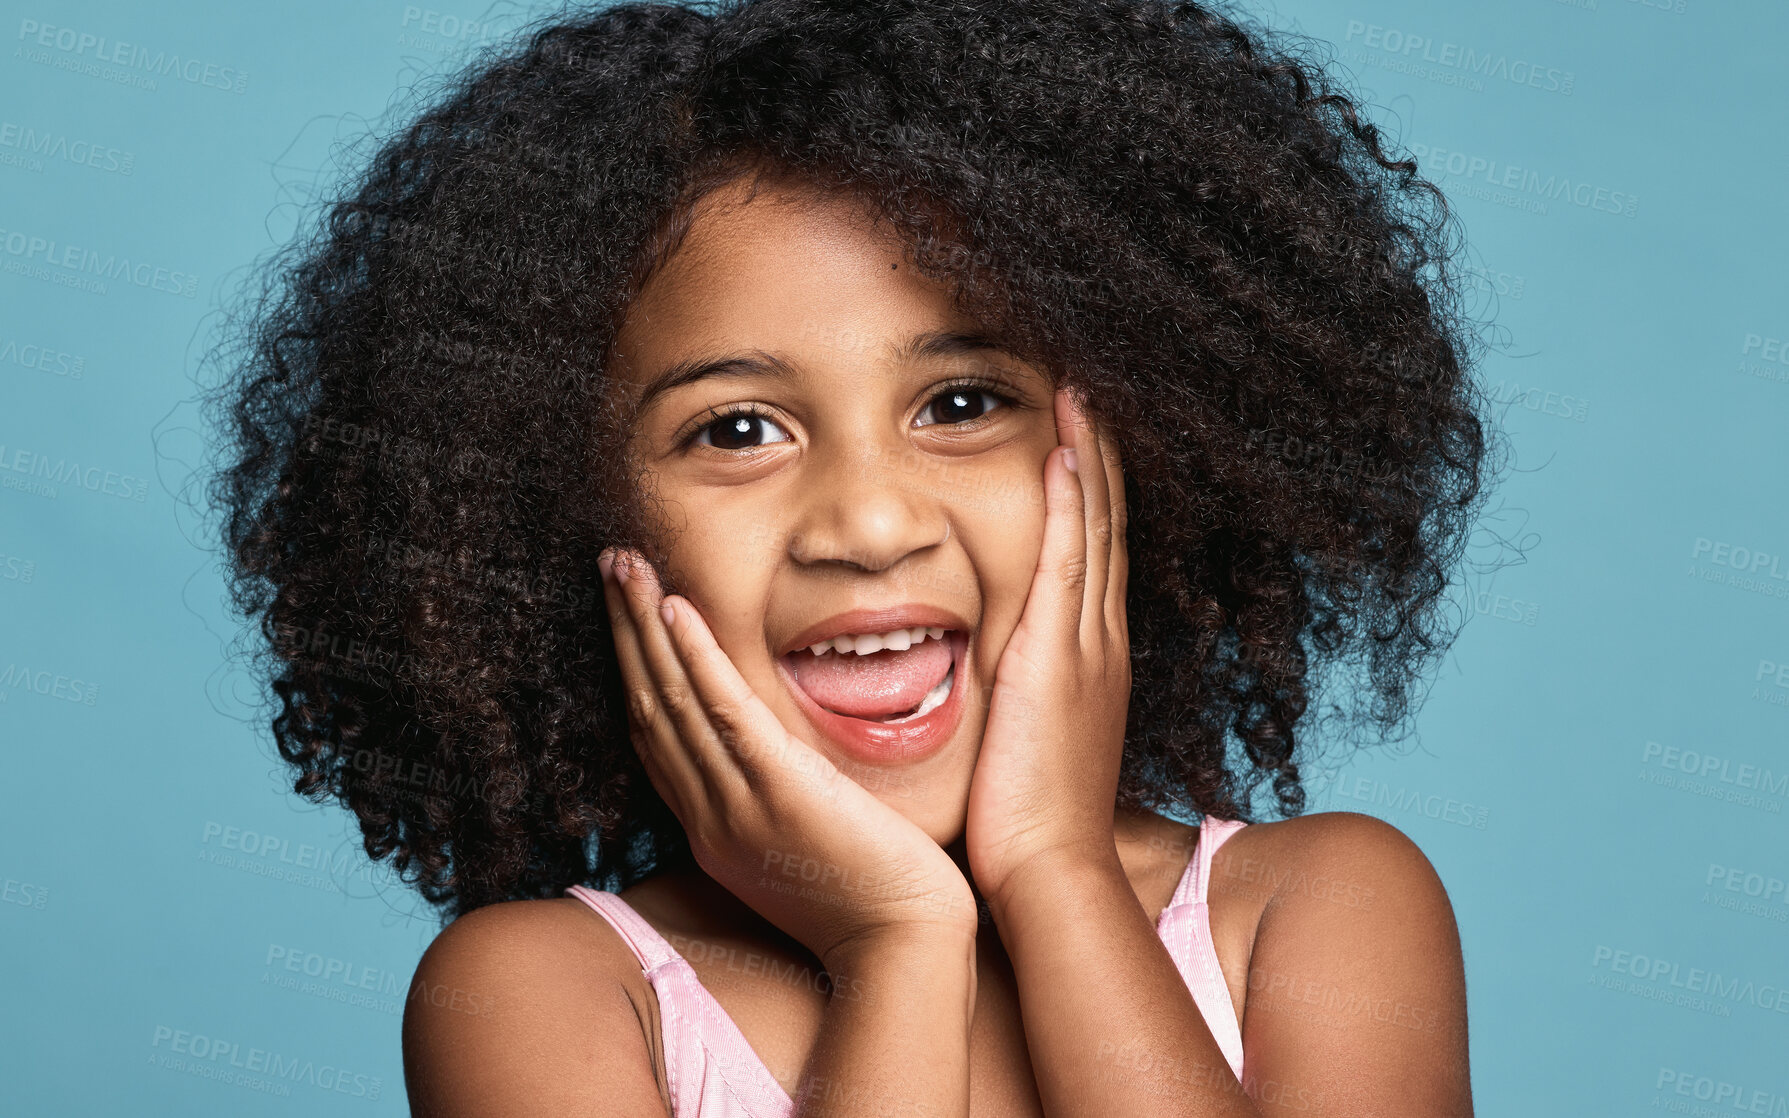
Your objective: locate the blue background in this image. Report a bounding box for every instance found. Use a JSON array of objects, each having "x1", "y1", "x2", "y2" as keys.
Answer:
[{"x1": 3, "y1": 0, "x2": 1784, "y2": 1113}]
